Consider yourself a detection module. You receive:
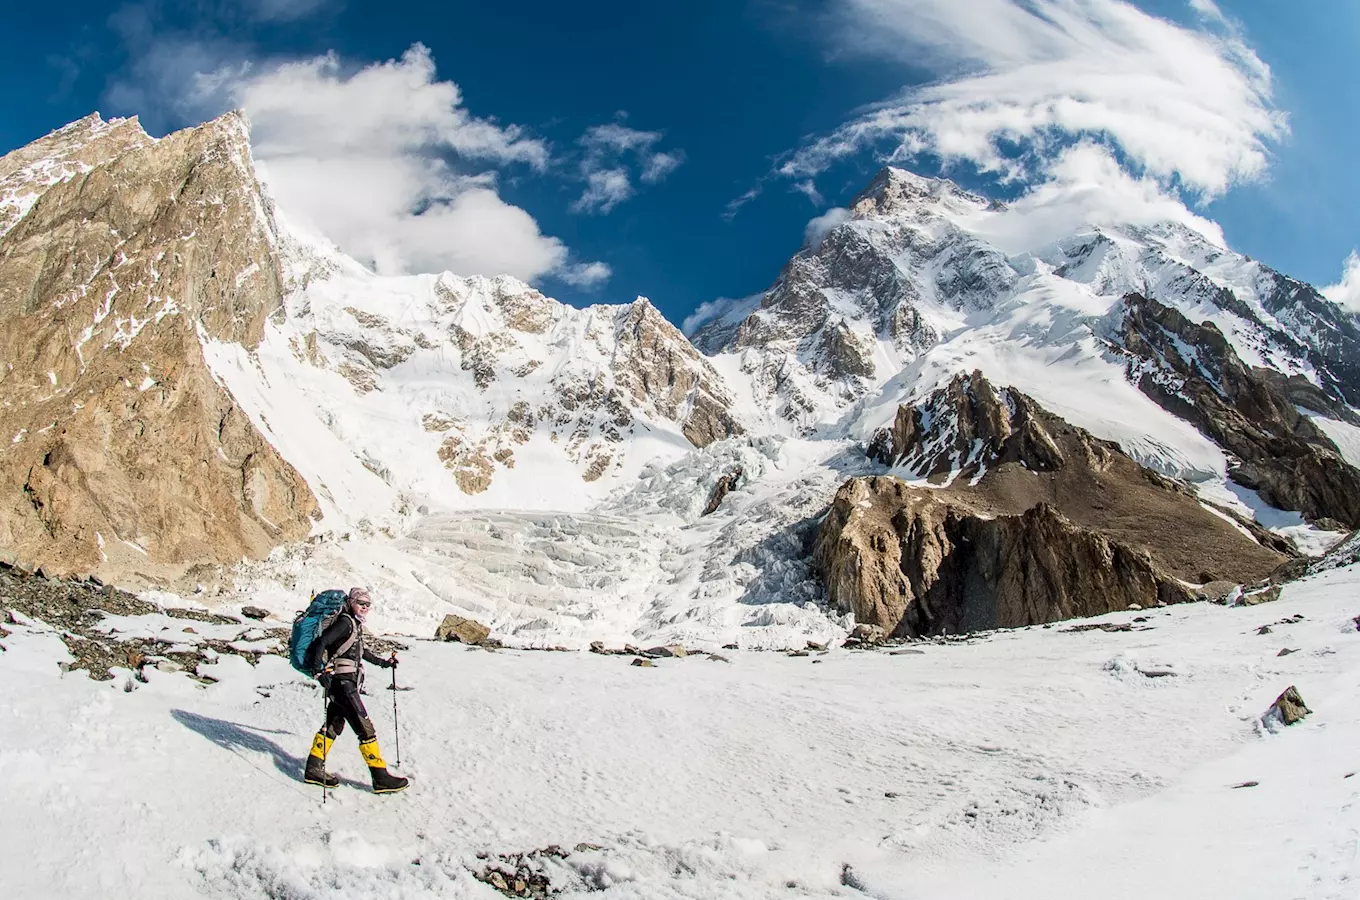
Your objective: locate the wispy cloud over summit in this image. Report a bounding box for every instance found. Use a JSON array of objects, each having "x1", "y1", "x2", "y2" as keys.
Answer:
[{"x1": 769, "y1": 0, "x2": 1285, "y2": 245}]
